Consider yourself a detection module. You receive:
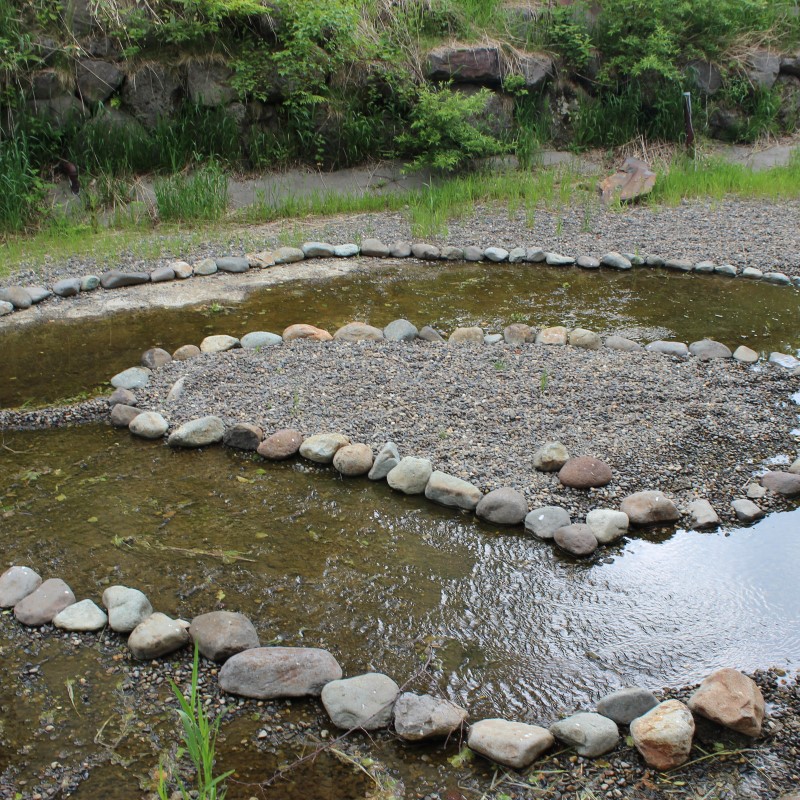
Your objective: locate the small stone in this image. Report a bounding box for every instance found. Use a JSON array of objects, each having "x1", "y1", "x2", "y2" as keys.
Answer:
[
  {"x1": 620, "y1": 491, "x2": 680, "y2": 526},
  {"x1": 550, "y1": 712, "x2": 619, "y2": 757},
  {"x1": 688, "y1": 668, "x2": 765, "y2": 737},
  {"x1": 273, "y1": 247, "x2": 304, "y2": 264},
  {"x1": 646, "y1": 341, "x2": 689, "y2": 357},
  {"x1": 301, "y1": 242, "x2": 335, "y2": 258},
  {"x1": 368, "y1": 442, "x2": 400, "y2": 480},
  {"x1": 334, "y1": 243, "x2": 360, "y2": 257},
  {"x1": 601, "y1": 252, "x2": 632, "y2": 270},
  {"x1": 418, "y1": 325, "x2": 445, "y2": 342},
  {"x1": 536, "y1": 326, "x2": 568, "y2": 345},
  {"x1": 79, "y1": 275, "x2": 100, "y2": 292},
  {"x1": 533, "y1": 441, "x2": 570, "y2": 472},
  {"x1": 687, "y1": 499, "x2": 719, "y2": 530},
  {"x1": 109, "y1": 387, "x2": 136, "y2": 406},
  {"x1": 761, "y1": 470, "x2": 800, "y2": 496},
  {"x1": 53, "y1": 278, "x2": 81, "y2": 297},
  {"x1": 194, "y1": 258, "x2": 218, "y2": 275},
  {"x1": 0, "y1": 566, "x2": 42, "y2": 607},
  {"x1": 449, "y1": 326, "x2": 484, "y2": 344},
  {"x1": 110, "y1": 366, "x2": 151, "y2": 390},
  {"x1": 464, "y1": 245, "x2": 483, "y2": 261},
  {"x1": 128, "y1": 612, "x2": 191, "y2": 660},
  {"x1": 630, "y1": 700, "x2": 694, "y2": 771},
  {"x1": 149, "y1": 266, "x2": 175, "y2": 283},
  {"x1": 604, "y1": 335, "x2": 642, "y2": 352},
  {"x1": 503, "y1": 323, "x2": 533, "y2": 345},
  {"x1": 102, "y1": 586, "x2": 153, "y2": 632},
  {"x1": 334, "y1": 322, "x2": 384, "y2": 341},
  {"x1": 129, "y1": 411, "x2": 168, "y2": 440},
  {"x1": 110, "y1": 403, "x2": 142, "y2": 427},
  {"x1": 241, "y1": 331, "x2": 282, "y2": 349},
  {"x1": 387, "y1": 457, "x2": 433, "y2": 495},
  {"x1": 741, "y1": 267, "x2": 763, "y2": 280},
  {"x1": 468, "y1": 719, "x2": 554, "y2": 769},
  {"x1": 14, "y1": 579, "x2": 75, "y2": 626},
  {"x1": 322, "y1": 673, "x2": 400, "y2": 730},
  {"x1": 223, "y1": 423, "x2": 263, "y2": 451},
  {"x1": 393, "y1": 692, "x2": 468, "y2": 741},
  {"x1": 747, "y1": 482, "x2": 766, "y2": 499},
  {"x1": 282, "y1": 324, "x2": 333, "y2": 342},
  {"x1": 484, "y1": 246, "x2": 509, "y2": 262},
  {"x1": 645, "y1": 255, "x2": 665, "y2": 267},
  {"x1": 424, "y1": 470, "x2": 482, "y2": 511},
  {"x1": 689, "y1": 339, "x2": 732, "y2": 360},
  {"x1": 173, "y1": 344, "x2": 201, "y2": 360},
  {"x1": 546, "y1": 252, "x2": 574, "y2": 266},
  {"x1": 300, "y1": 433, "x2": 350, "y2": 463},
  {"x1": 100, "y1": 270, "x2": 150, "y2": 289},
  {"x1": 731, "y1": 498, "x2": 764, "y2": 522},
  {"x1": 484, "y1": 333, "x2": 503, "y2": 344},
  {"x1": 360, "y1": 239, "x2": 391, "y2": 257},
  {"x1": 388, "y1": 240, "x2": 412, "y2": 257},
  {"x1": 141, "y1": 347, "x2": 172, "y2": 369},
  {"x1": 789, "y1": 457, "x2": 800, "y2": 475},
  {"x1": 333, "y1": 443, "x2": 374, "y2": 476},
  {"x1": 384, "y1": 319, "x2": 418, "y2": 341},
  {"x1": 200, "y1": 334, "x2": 240, "y2": 353},
  {"x1": 53, "y1": 599, "x2": 107, "y2": 631},
  {"x1": 476, "y1": 487, "x2": 527, "y2": 525},
  {"x1": 585, "y1": 509, "x2": 628, "y2": 543},
  {"x1": 258, "y1": 429, "x2": 303, "y2": 460},
  {"x1": 664, "y1": 259, "x2": 693, "y2": 272},
  {"x1": 558, "y1": 456, "x2": 612, "y2": 489},
  {"x1": 554, "y1": 523, "x2": 598, "y2": 556},
  {"x1": 170, "y1": 260, "x2": 193, "y2": 278},
  {"x1": 189, "y1": 611, "x2": 260, "y2": 662},
  {"x1": 569, "y1": 328, "x2": 601, "y2": 349},
  {"x1": 769, "y1": 351, "x2": 800, "y2": 369},
  {"x1": 597, "y1": 687, "x2": 658, "y2": 725},
  {"x1": 168, "y1": 416, "x2": 225, "y2": 448},
  {"x1": 733, "y1": 345, "x2": 759, "y2": 363},
  {"x1": 576, "y1": 255, "x2": 600, "y2": 269},
  {"x1": 524, "y1": 506, "x2": 570, "y2": 539}
]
